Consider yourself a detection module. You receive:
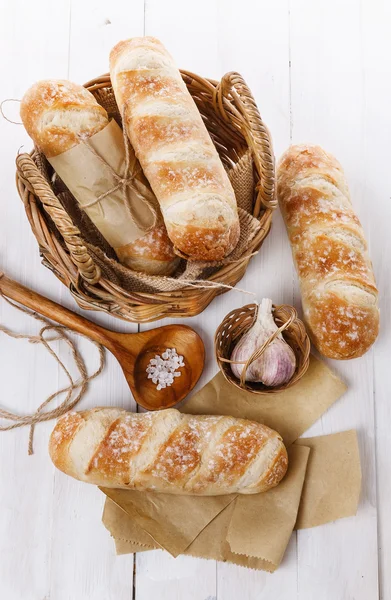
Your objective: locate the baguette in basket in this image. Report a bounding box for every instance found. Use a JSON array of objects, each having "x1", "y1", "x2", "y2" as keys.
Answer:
[
  {"x1": 20, "y1": 79, "x2": 179, "y2": 276},
  {"x1": 110, "y1": 37, "x2": 241, "y2": 261}
]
